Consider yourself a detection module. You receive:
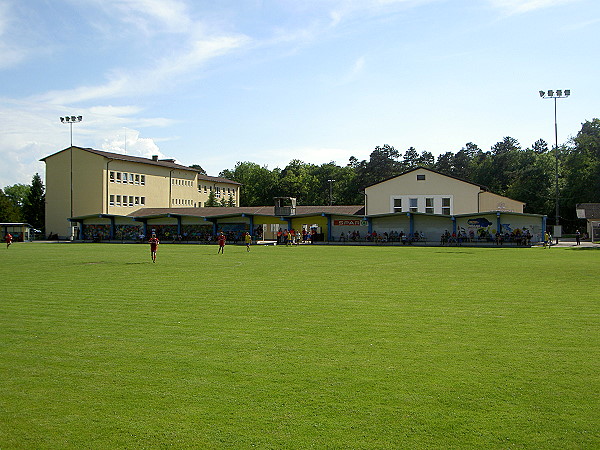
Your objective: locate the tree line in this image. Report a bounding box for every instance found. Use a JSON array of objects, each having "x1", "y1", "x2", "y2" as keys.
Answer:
[{"x1": 218, "y1": 118, "x2": 600, "y2": 232}]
